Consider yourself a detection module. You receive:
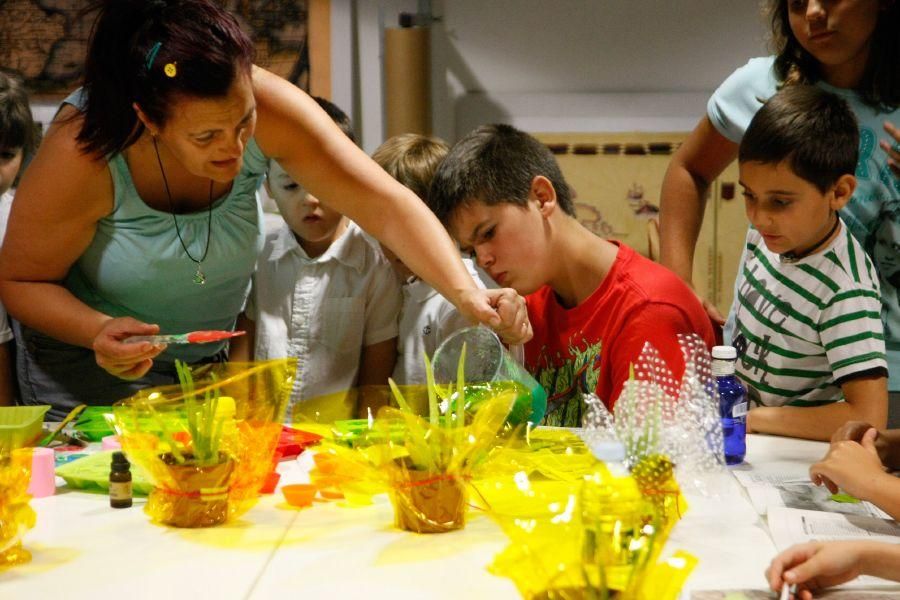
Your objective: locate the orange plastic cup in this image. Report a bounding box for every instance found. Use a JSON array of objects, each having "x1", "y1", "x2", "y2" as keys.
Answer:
[
  {"x1": 312, "y1": 453, "x2": 338, "y2": 474},
  {"x1": 282, "y1": 484, "x2": 316, "y2": 507}
]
